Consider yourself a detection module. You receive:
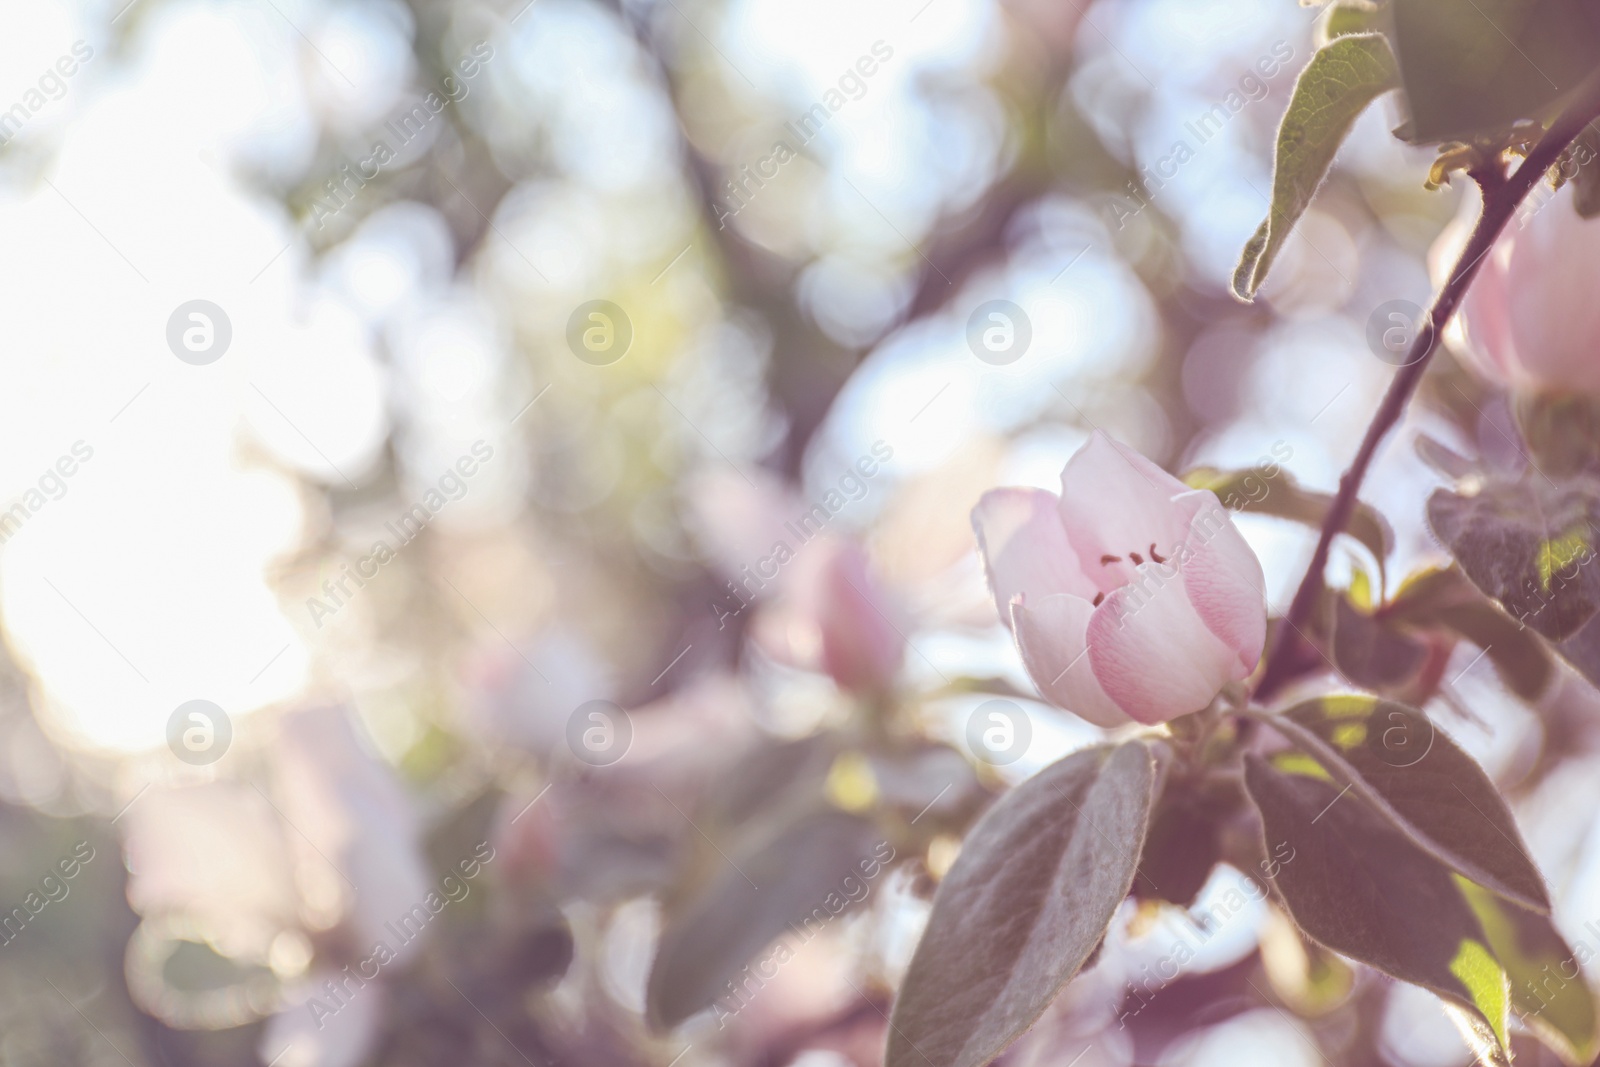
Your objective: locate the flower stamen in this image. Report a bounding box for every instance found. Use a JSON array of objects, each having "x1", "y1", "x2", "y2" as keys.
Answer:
[
  {"x1": 1092, "y1": 592, "x2": 1105, "y2": 606},
  {"x1": 1100, "y1": 554, "x2": 1121, "y2": 565},
  {"x1": 1129, "y1": 551, "x2": 1144, "y2": 565},
  {"x1": 1149, "y1": 543, "x2": 1166, "y2": 564}
]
